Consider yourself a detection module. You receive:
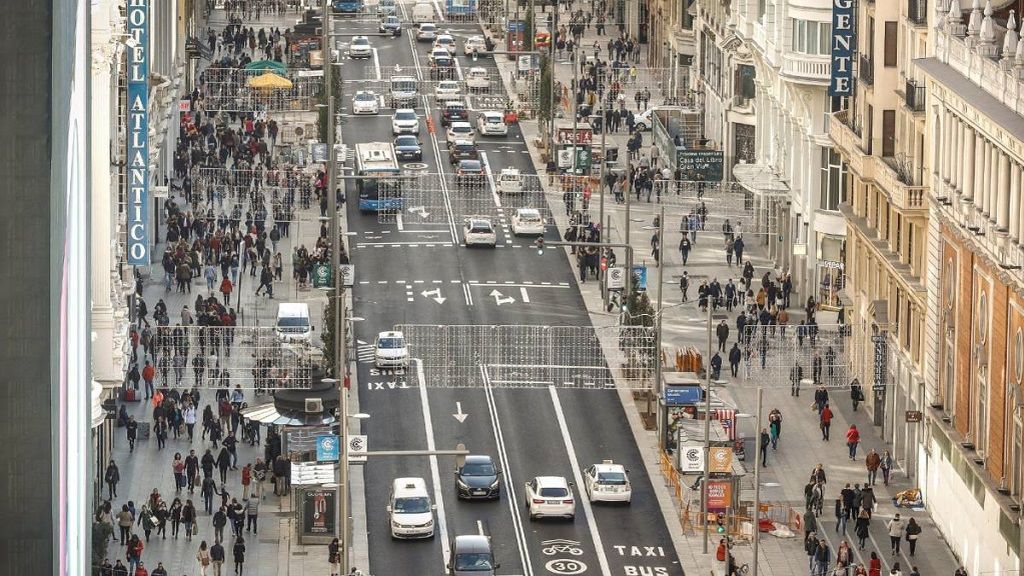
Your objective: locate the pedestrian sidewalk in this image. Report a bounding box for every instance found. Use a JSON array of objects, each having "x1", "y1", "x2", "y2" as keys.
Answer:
[{"x1": 492, "y1": 36, "x2": 964, "y2": 576}]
